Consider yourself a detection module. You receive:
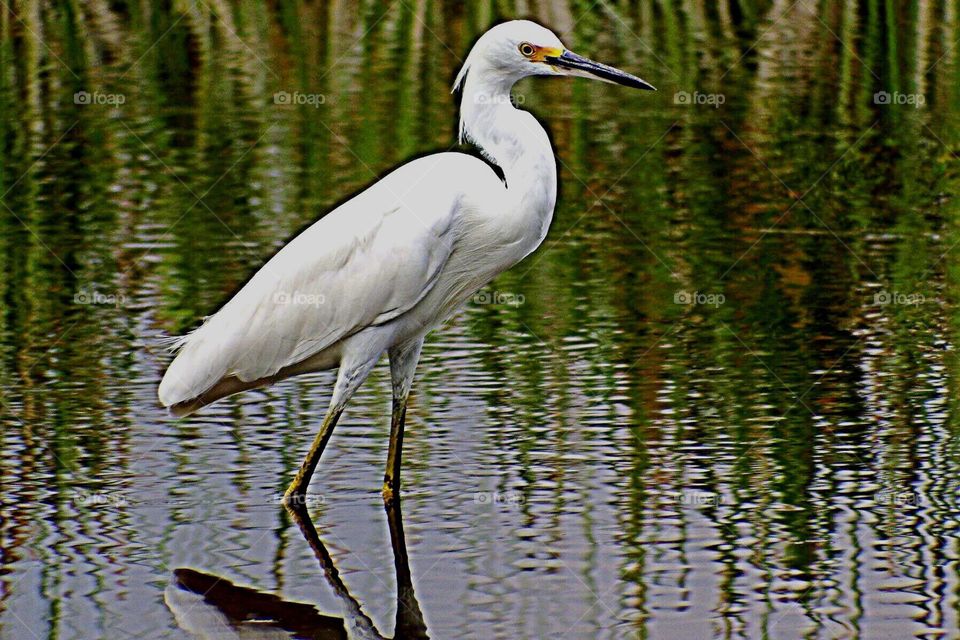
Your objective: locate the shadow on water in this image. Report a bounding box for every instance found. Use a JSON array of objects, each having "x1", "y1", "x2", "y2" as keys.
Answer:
[{"x1": 166, "y1": 500, "x2": 428, "y2": 640}]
